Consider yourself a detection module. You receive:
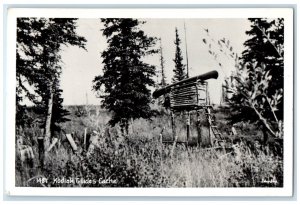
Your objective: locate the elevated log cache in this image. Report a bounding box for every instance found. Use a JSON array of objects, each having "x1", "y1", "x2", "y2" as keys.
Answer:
[
  {"x1": 170, "y1": 81, "x2": 207, "y2": 109},
  {"x1": 153, "y1": 70, "x2": 218, "y2": 110},
  {"x1": 153, "y1": 70, "x2": 221, "y2": 148}
]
